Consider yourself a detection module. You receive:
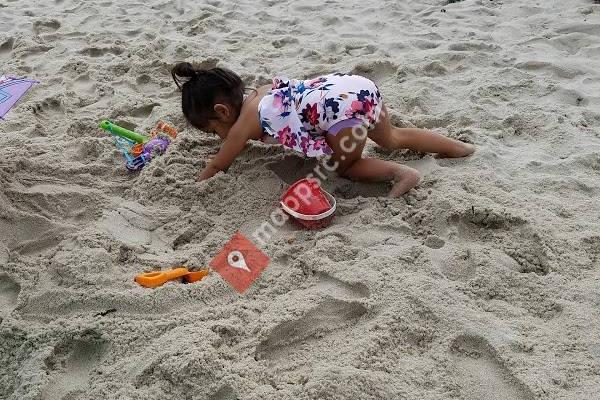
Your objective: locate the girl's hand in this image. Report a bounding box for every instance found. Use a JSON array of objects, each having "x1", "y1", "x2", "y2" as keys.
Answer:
[
  {"x1": 197, "y1": 128, "x2": 250, "y2": 181},
  {"x1": 197, "y1": 164, "x2": 221, "y2": 181},
  {"x1": 196, "y1": 154, "x2": 218, "y2": 181}
]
